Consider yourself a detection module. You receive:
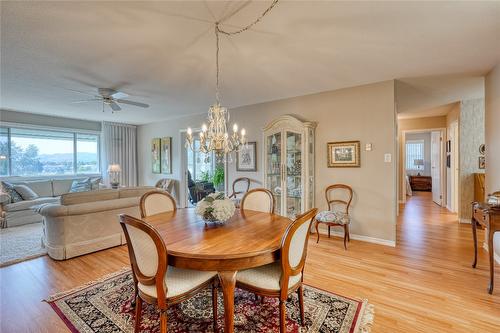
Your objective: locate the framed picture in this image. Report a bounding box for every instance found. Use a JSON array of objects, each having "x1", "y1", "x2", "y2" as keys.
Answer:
[
  {"x1": 237, "y1": 142, "x2": 257, "y2": 171},
  {"x1": 151, "y1": 138, "x2": 161, "y2": 174},
  {"x1": 446, "y1": 140, "x2": 451, "y2": 153},
  {"x1": 479, "y1": 156, "x2": 485, "y2": 169},
  {"x1": 160, "y1": 137, "x2": 172, "y2": 174},
  {"x1": 327, "y1": 141, "x2": 360, "y2": 167}
]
